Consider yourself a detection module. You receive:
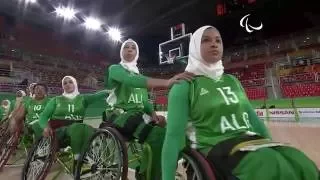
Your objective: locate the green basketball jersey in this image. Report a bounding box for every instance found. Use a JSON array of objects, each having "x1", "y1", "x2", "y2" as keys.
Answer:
[
  {"x1": 22, "y1": 96, "x2": 31, "y2": 104},
  {"x1": 25, "y1": 98, "x2": 50, "y2": 123},
  {"x1": 107, "y1": 65, "x2": 149, "y2": 111},
  {"x1": 51, "y1": 95, "x2": 87, "y2": 121},
  {"x1": 188, "y1": 74, "x2": 255, "y2": 149}
]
